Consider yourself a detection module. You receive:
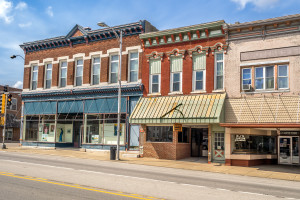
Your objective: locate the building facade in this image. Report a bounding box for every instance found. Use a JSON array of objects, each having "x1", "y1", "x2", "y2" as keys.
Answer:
[
  {"x1": 130, "y1": 21, "x2": 228, "y2": 163},
  {"x1": 222, "y1": 14, "x2": 300, "y2": 166},
  {"x1": 0, "y1": 85, "x2": 21, "y2": 142},
  {"x1": 21, "y1": 21, "x2": 157, "y2": 149}
]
